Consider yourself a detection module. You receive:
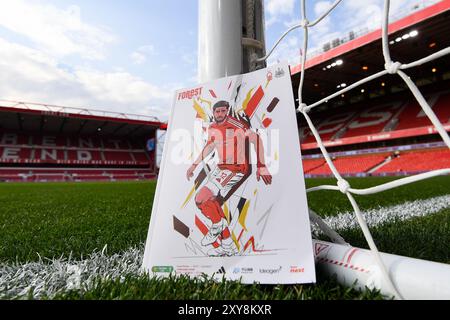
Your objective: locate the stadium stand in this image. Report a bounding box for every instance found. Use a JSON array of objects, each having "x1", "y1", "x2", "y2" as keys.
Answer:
[
  {"x1": 299, "y1": 86, "x2": 450, "y2": 178},
  {"x1": 304, "y1": 153, "x2": 389, "y2": 176},
  {"x1": 376, "y1": 148, "x2": 450, "y2": 174},
  {"x1": 302, "y1": 158, "x2": 326, "y2": 173},
  {"x1": 302, "y1": 146, "x2": 450, "y2": 177},
  {"x1": 0, "y1": 102, "x2": 162, "y2": 182},
  {"x1": 0, "y1": 1, "x2": 449, "y2": 182},
  {"x1": 292, "y1": 0, "x2": 450, "y2": 174},
  {"x1": 300, "y1": 90, "x2": 450, "y2": 148},
  {"x1": 395, "y1": 92, "x2": 450, "y2": 131}
]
